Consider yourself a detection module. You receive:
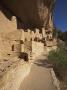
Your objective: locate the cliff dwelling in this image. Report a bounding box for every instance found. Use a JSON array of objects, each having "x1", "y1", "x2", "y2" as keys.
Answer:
[
  {"x1": 0, "y1": 0, "x2": 57, "y2": 61},
  {"x1": 0, "y1": 0, "x2": 58, "y2": 90}
]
